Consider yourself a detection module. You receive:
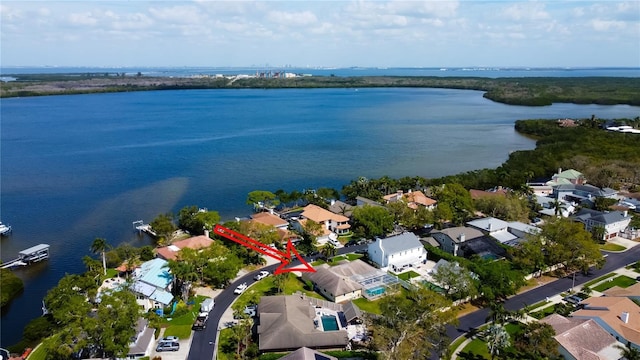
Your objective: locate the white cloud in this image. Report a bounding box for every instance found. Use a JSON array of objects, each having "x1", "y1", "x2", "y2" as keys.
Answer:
[
  {"x1": 266, "y1": 10, "x2": 318, "y2": 27},
  {"x1": 502, "y1": 2, "x2": 550, "y2": 21},
  {"x1": 591, "y1": 19, "x2": 626, "y2": 31},
  {"x1": 68, "y1": 12, "x2": 99, "y2": 26}
]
